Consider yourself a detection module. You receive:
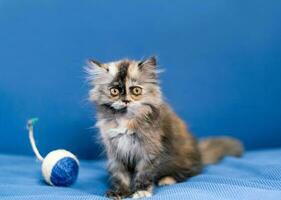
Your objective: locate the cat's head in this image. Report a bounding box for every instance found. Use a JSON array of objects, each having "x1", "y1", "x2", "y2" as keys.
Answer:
[{"x1": 87, "y1": 57, "x2": 162, "y2": 114}]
